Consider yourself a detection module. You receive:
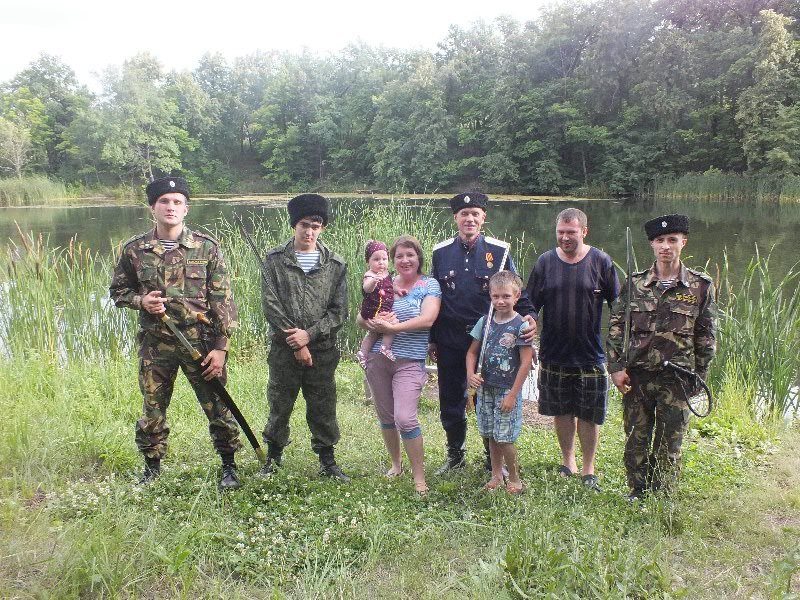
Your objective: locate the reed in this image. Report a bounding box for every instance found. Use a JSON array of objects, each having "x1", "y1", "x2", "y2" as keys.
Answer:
[
  {"x1": 0, "y1": 176, "x2": 69, "y2": 207},
  {"x1": 713, "y1": 249, "x2": 800, "y2": 419},
  {"x1": 653, "y1": 172, "x2": 800, "y2": 203}
]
